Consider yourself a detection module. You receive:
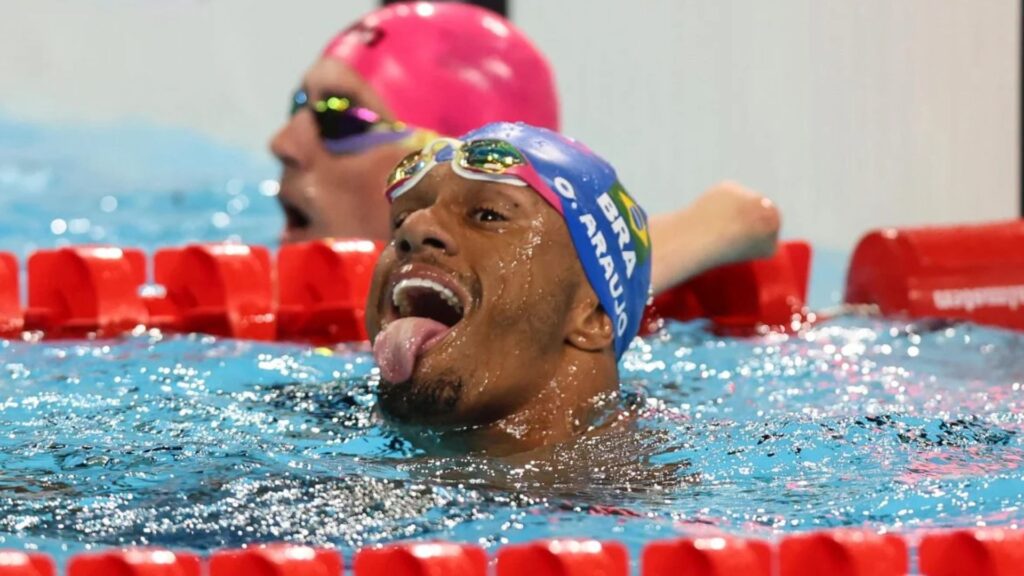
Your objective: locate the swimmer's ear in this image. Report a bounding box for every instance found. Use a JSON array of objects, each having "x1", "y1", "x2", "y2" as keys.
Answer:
[{"x1": 565, "y1": 291, "x2": 614, "y2": 352}]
